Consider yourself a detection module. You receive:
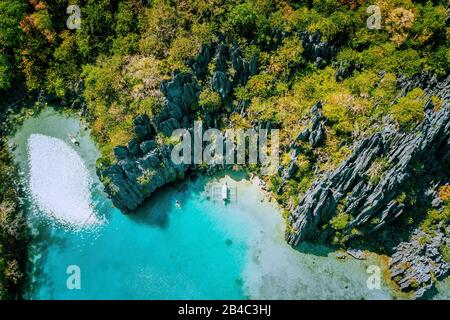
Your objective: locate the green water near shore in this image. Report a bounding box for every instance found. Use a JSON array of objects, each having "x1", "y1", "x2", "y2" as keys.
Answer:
[{"x1": 10, "y1": 107, "x2": 448, "y2": 299}]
